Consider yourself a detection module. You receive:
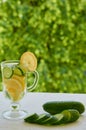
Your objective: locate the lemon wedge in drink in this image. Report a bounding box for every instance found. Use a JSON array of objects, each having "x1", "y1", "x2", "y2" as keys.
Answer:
[{"x1": 20, "y1": 51, "x2": 37, "y2": 72}]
